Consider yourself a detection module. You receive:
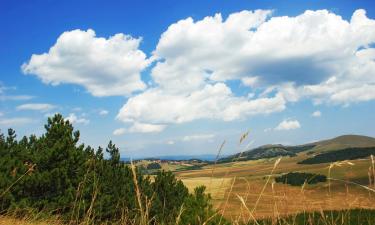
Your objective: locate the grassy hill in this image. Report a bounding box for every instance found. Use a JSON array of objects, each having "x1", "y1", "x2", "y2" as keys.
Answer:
[
  {"x1": 219, "y1": 134, "x2": 375, "y2": 163},
  {"x1": 308, "y1": 134, "x2": 375, "y2": 153}
]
